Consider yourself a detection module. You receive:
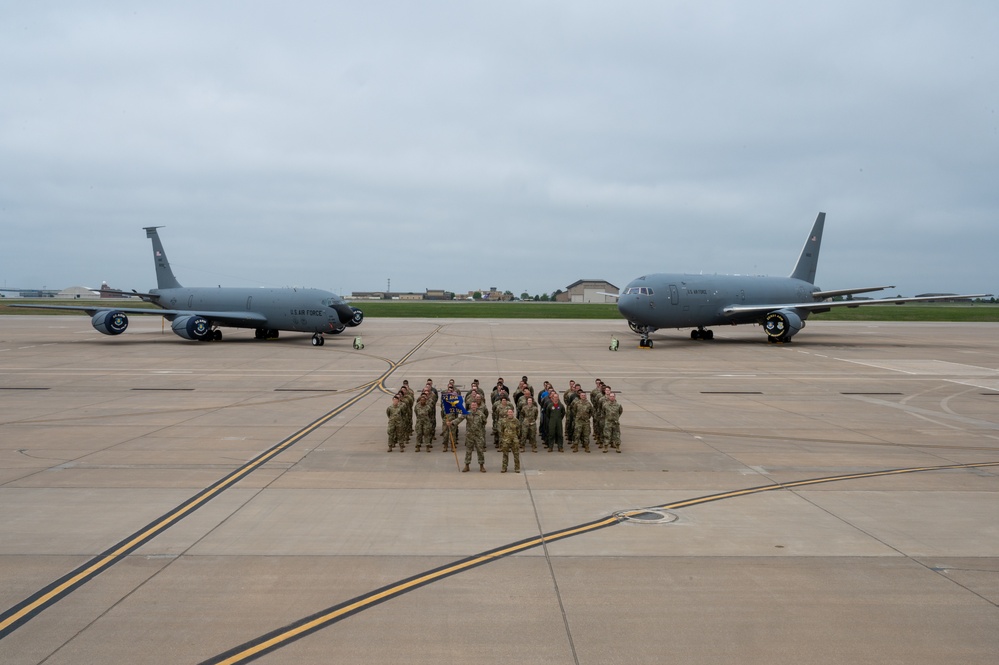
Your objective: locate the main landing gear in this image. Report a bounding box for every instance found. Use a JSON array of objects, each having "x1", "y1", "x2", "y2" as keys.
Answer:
[{"x1": 690, "y1": 327, "x2": 714, "y2": 340}]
